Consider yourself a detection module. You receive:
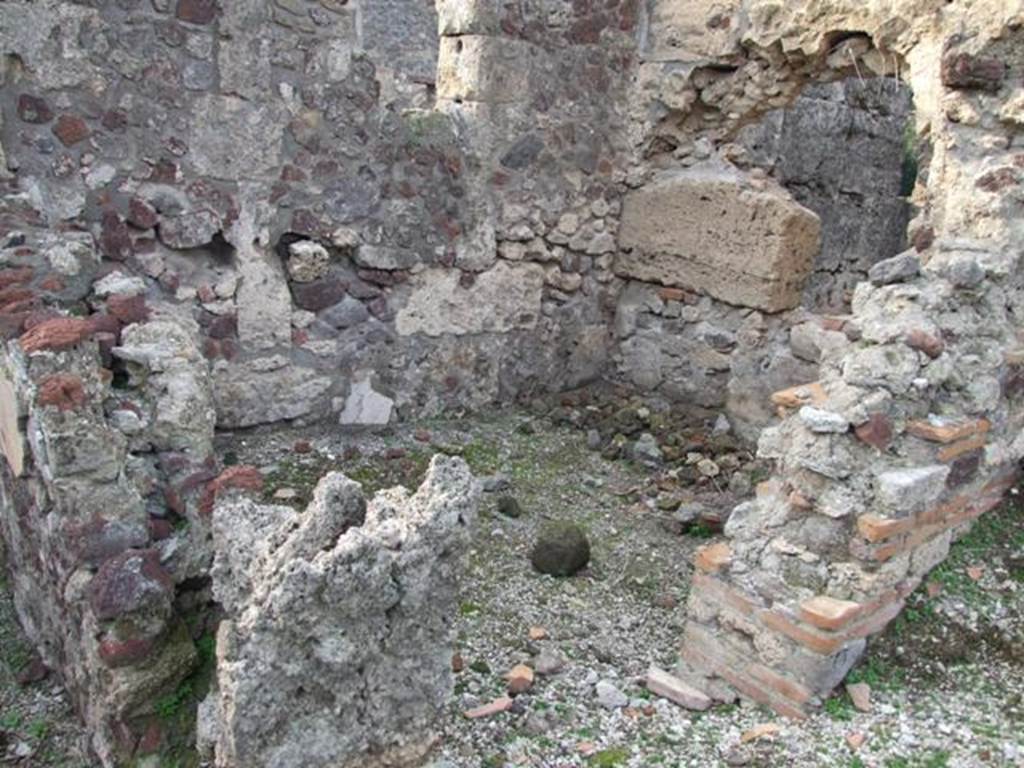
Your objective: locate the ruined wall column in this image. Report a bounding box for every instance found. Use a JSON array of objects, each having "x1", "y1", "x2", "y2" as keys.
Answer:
[
  {"x1": 199, "y1": 456, "x2": 479, "y2": 768},
  {"x1": 670, "y1": 0, "x2": 1024, "y2": 715}
]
